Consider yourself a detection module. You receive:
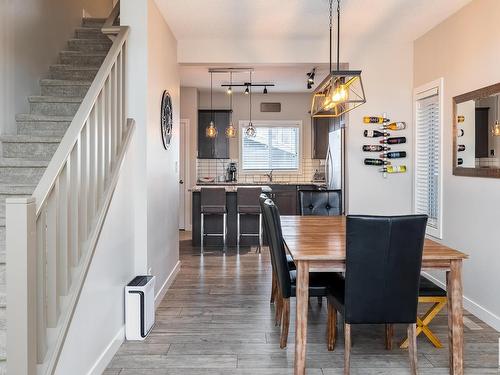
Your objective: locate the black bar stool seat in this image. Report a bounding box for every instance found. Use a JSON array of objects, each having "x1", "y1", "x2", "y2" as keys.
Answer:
[
  {"x1": 237, "y1": 188, "x2": 263, "y2": 250},
  {"x1": 200, "y1": 188, "x2": 227, "y2": 252}
]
